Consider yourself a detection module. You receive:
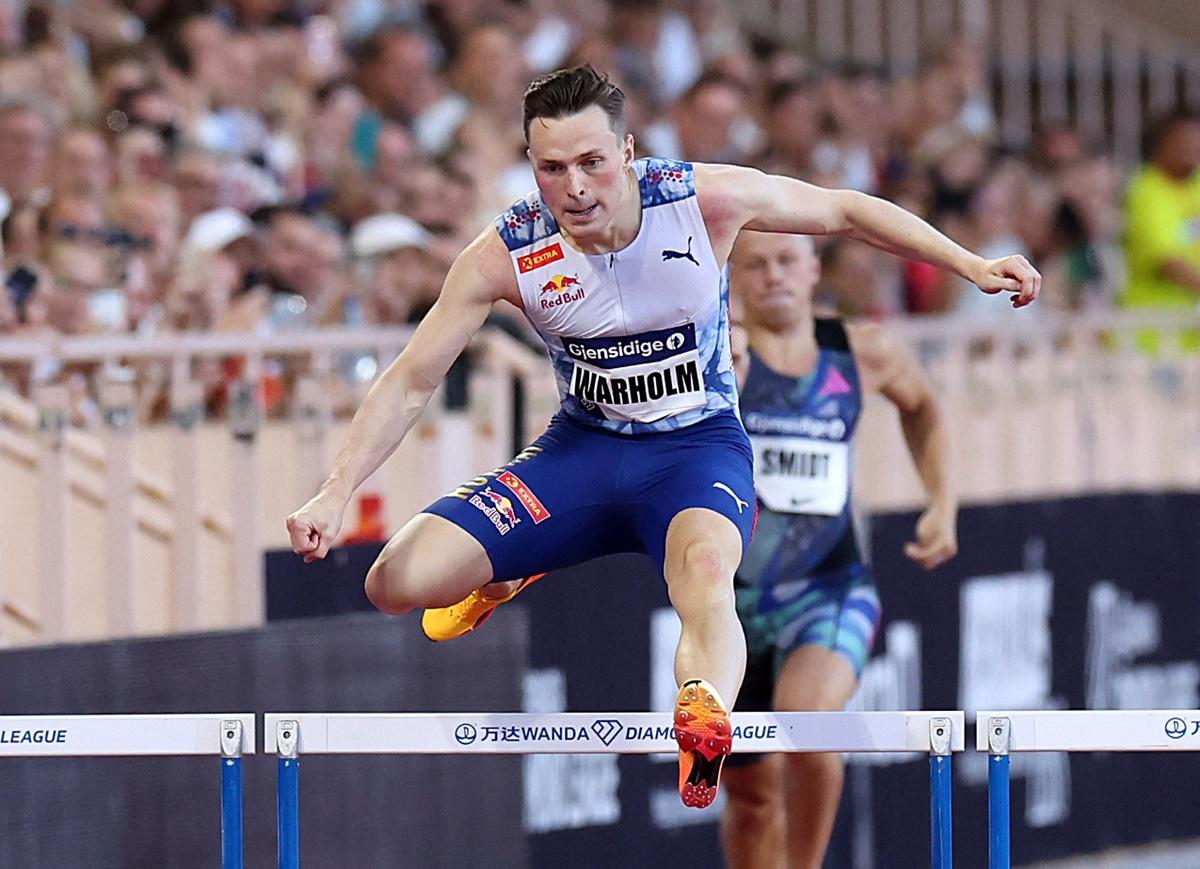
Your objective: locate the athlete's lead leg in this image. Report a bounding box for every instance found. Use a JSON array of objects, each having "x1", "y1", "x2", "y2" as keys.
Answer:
[
  {"x1": 663, "y1": 506, "x2": 747, "y2": 703},
  {"x1": 663, "y1": 506, "x2": 746, "y2": 808}
]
